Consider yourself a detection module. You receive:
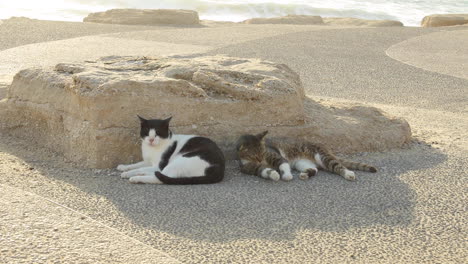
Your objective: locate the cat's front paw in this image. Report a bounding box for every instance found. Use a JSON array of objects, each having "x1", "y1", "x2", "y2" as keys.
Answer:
[
  {"x1": 299, "y1": 168, "x2": 318, "y2": 180},
  {"x1": 299, "y1": 172, "x2": 309, "y2": 180},
  {"x1": 129, "y1": 175, "x2": 162, "y2": 184},
  {"x1": 343, "y1": 170, "x2": 356, "y2": 181},
  {"x1": 129, "y1": 176, "x2": 143, "y2": 184},
  {"x1": 269, "y1": 171, "x2": 280, "y2": 181},
  {"x1": 117, "y1": 164, "x2": 130, "y2": 171},
  {"x1": 121, "y1": 171, "x2": 132, "y2": 179},
  {"x1": 281, "y1": 173, "x2": 293, "y2": 181}
]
